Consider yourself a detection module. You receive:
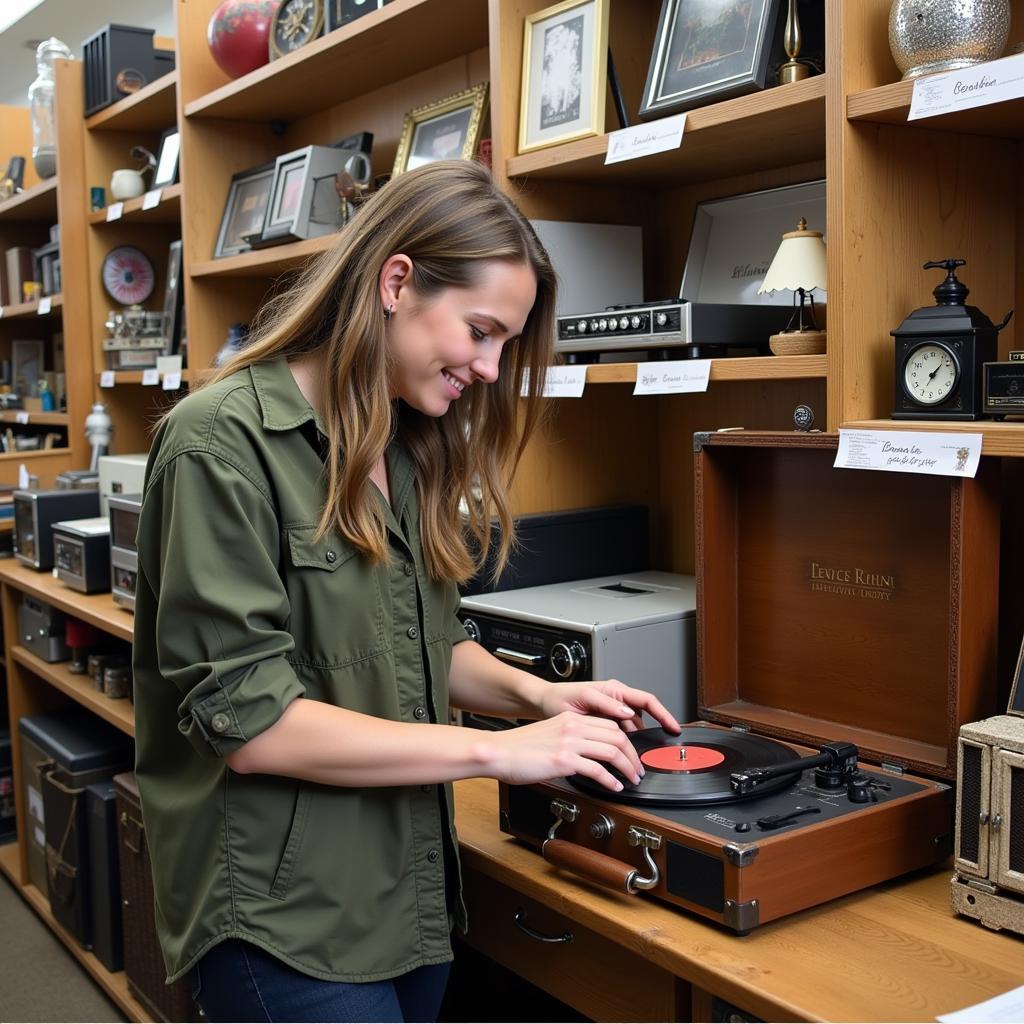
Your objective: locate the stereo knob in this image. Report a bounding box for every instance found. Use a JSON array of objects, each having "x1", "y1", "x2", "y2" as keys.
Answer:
[
  {"x1": 461, "y1": 618, "x2": 481, "y2": 643},
  {"x1": 589, "y1": 319, "x2": 599, "y2": 332},
  {"x1": 550, "y1": 641, "x2": 586, "y2": 679},
  {"x1": 598, "y1": 318, "x2": 608, "y2": 331},
  {"x1": 655, "y1": 312, "x2": 668, "y2": 327},
  {"x1": 576, "y1": 319, "x2": 588, "y2": 333},
  {"x1": 630, "y1": 315, "x2": 641, "y2": 329}
]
